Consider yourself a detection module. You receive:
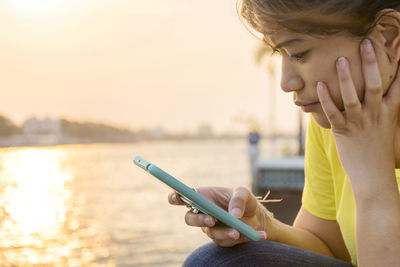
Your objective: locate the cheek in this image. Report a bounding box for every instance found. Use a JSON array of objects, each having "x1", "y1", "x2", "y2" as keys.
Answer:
[
  {"x1": 324, "y1": 56, "x2": 365, "y2": 111},
  {"x1": 305, "y1": 59, "x2": 343, "y2": 107},
  {"x1": 312, "y1": 40, "x2": 365, "y2": 110}
]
